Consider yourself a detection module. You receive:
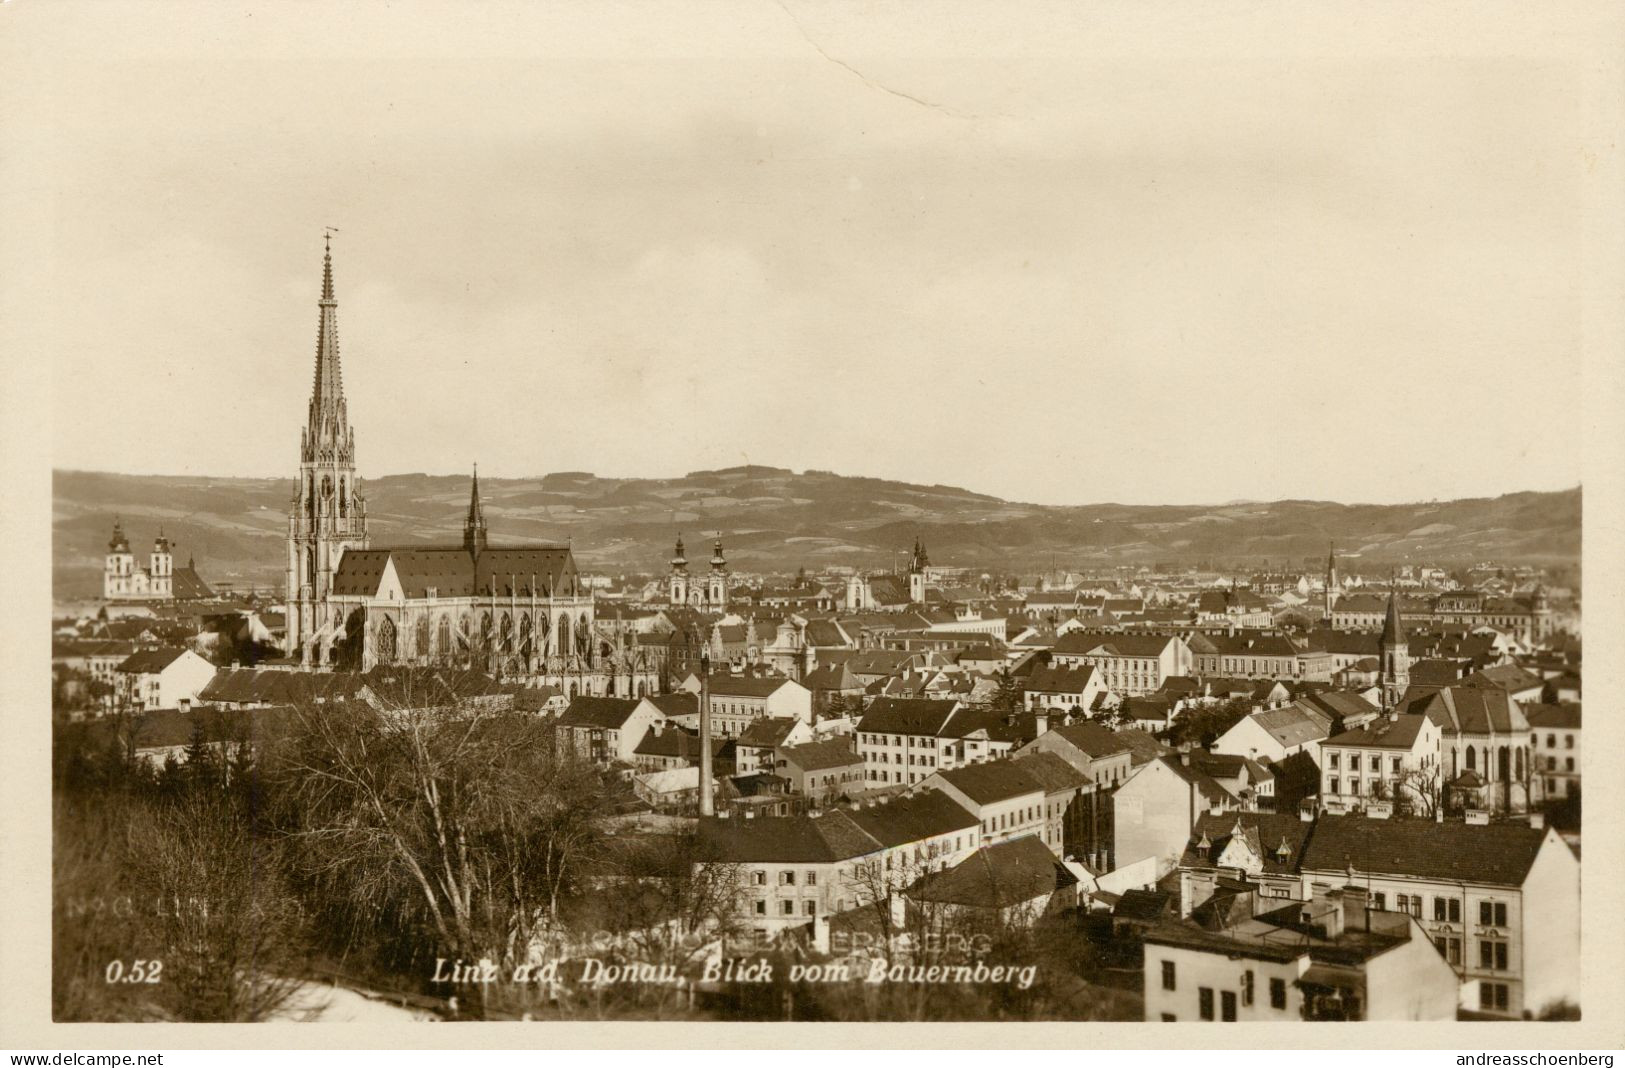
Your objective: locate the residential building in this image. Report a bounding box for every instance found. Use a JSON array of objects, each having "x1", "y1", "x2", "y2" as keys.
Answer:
[
  {"x1": 1319, "y1": 714, "x2": 1443, "y2": 814},
  {"x1": 1298, "y1": 814, "x2": 1580, "y2": 1018},
  {"x1": 1112, "y1": 754, "x2": 1237, "y2": 876},
  {"x1": 1212, "y1": 703, "x2": 1332, "y2": 767},
  {"x1": 1524, "y1": 703, "x2": 1580, "y2": 801},
  {"x1": 1022, "y1": 663, "x2": 1108, "y2": 713},
  {"x1": 917, "y1": 760, "x2": 1047, "y2": 847},
  {"x1": 775, "y1": 737, "x2": 866, "y2": 802},
  {"x1": 554, "y1": 694, "x2": 661, "y2": 764},
  {"x1": 114, "y1": 647, "x2": 217, "y2": 711},
  {"x1": 1051, "y1": 633, "x2": 1193, "y2": 696}
]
